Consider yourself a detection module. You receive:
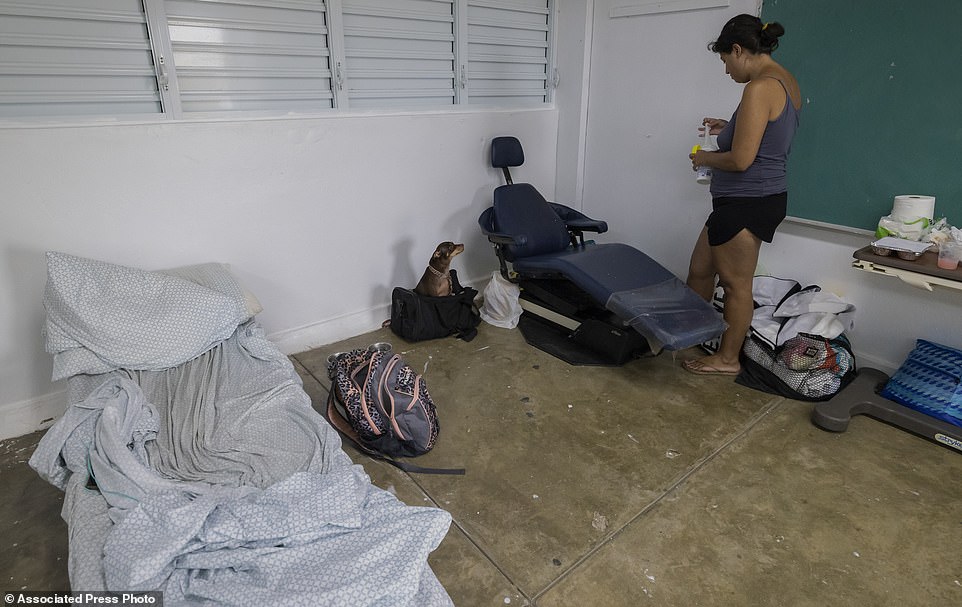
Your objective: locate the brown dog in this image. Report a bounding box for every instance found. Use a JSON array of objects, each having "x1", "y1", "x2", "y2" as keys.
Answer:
[{"x1": 414, "y1": 241, "x2": 464, "y2": 297}]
